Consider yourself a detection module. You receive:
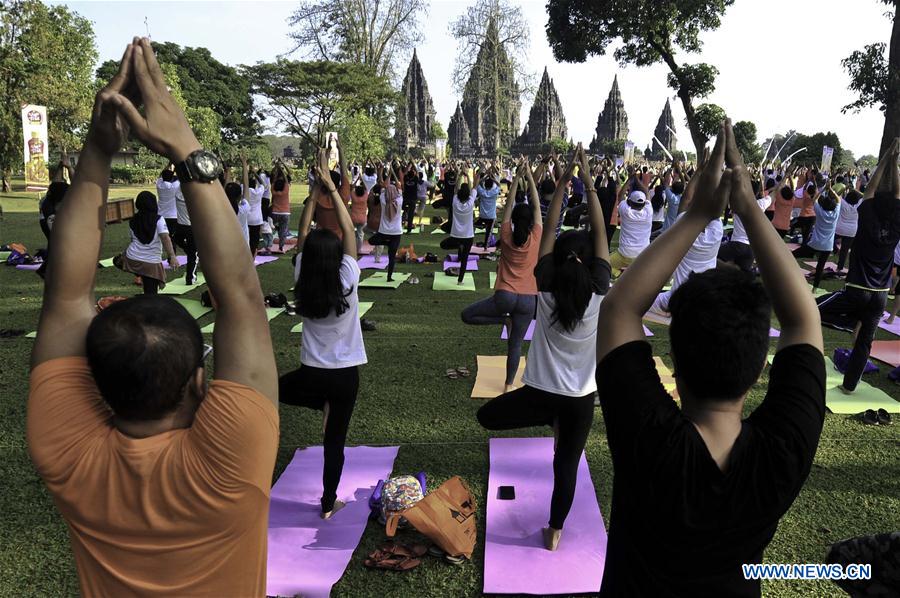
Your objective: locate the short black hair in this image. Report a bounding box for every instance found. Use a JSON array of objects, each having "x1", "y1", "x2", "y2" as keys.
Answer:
[
  {"x1": 86, "y1": 296, "x2": 204, "y2": 421},
  {"x1": 671, "y1": 181, "x2": 685, "y2": 195},
  {"x1": 539, "y1": 179, "x2": 556, "y2": 196},
  {"x1": 668, "y1": 269, "x2": 771, "y2": 401}
]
